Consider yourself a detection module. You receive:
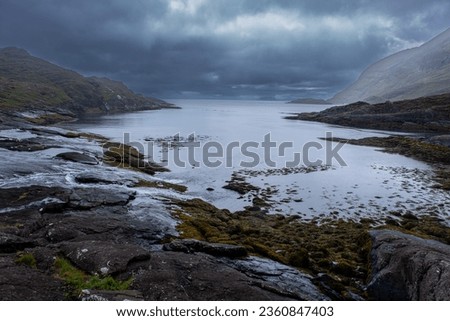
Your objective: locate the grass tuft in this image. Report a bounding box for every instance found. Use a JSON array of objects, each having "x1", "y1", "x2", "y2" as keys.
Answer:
[
  {"x1": 15, "y1": 252, "x2": 37, "y2": 268},
  {"x1": 54, "y1": 257, "x2": 132, "y2": 297}
]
